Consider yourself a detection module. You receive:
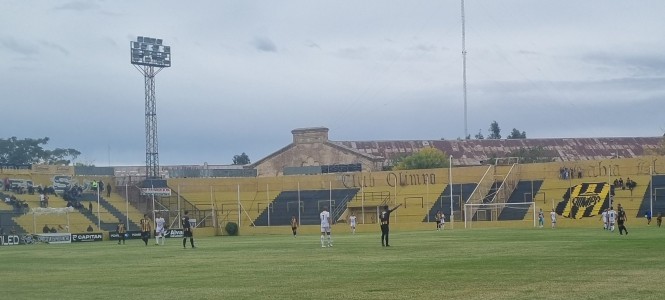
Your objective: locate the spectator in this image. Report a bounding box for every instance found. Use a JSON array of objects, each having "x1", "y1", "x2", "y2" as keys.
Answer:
[
  {"x1": 42, "y1": 224, "x2": 50, "y2": 233},
  {"x1": 49, "y1": 227, "x2": 57, "y2": 233},
  {"x1": 88, "y1": 201, "x2": 93, "y2": 211},
  {"x1": 106, "y1": 184, "x2": 112, "y2": 197},
  {"x1": 86, "y1": 224, "x2": 94, "y2": 232},
  {"x1": 99, "y1": 181, "x2": 104, "y2": 193}
]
